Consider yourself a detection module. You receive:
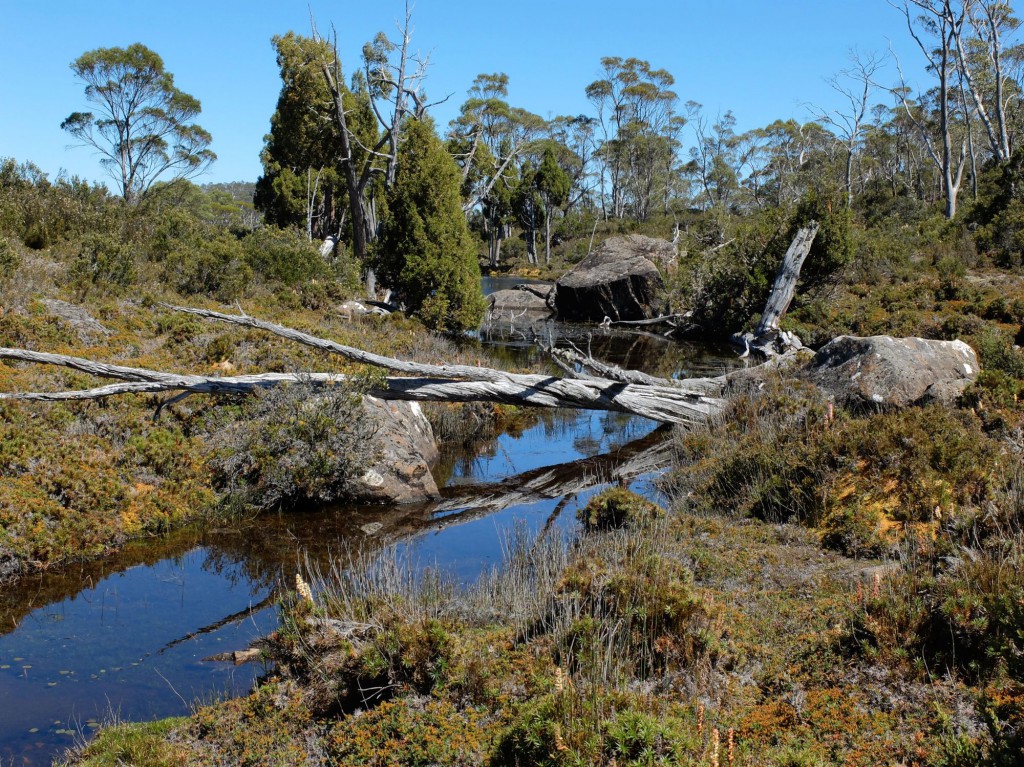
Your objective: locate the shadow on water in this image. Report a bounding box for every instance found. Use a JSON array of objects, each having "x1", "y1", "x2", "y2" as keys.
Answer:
[{"x1": 0, "y1": 293, "x2": 743, "y2": 766}]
